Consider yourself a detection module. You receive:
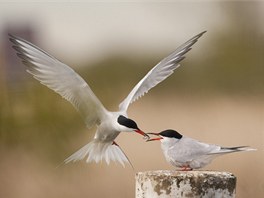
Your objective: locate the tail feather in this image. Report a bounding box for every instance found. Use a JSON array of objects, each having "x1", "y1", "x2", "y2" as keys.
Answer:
[
  {"x1": 209, "y1": 146, "x2": 256, "y2": 155},
  {"x1": 64, "y1": 140, "x2": 132, "y2": 167}
]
